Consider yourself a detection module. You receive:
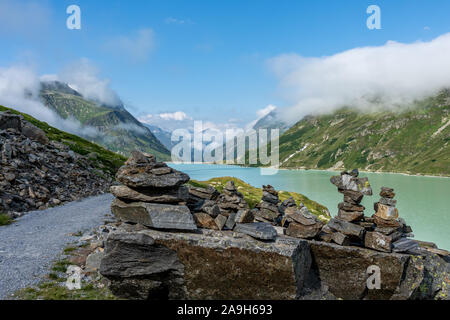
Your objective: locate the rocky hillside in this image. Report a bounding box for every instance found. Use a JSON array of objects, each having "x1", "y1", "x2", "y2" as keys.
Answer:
[
  {"x1": 40, "y1": 81, "x2": 170, "y2": 160},
  {"x1": 0, "y1": 107, "x2": 124, "y2": 216},
  {"x1": 274, "y1": 90, "x2": 450, "y2": 176}
]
